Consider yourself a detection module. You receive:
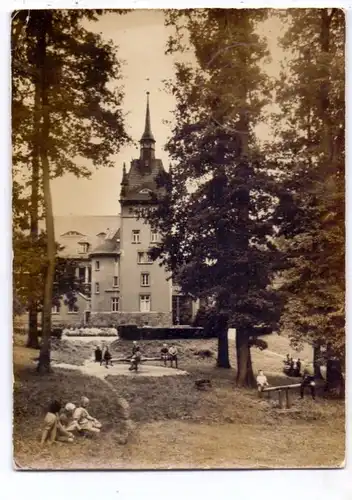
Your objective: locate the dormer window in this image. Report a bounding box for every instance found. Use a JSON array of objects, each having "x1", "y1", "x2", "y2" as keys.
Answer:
[
  {"x1": 140, "y1": 188, "x2": 152, "y2": 195},
  {"x1": 78, "y1": 242, "x2": 89, "y2": 254}
]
